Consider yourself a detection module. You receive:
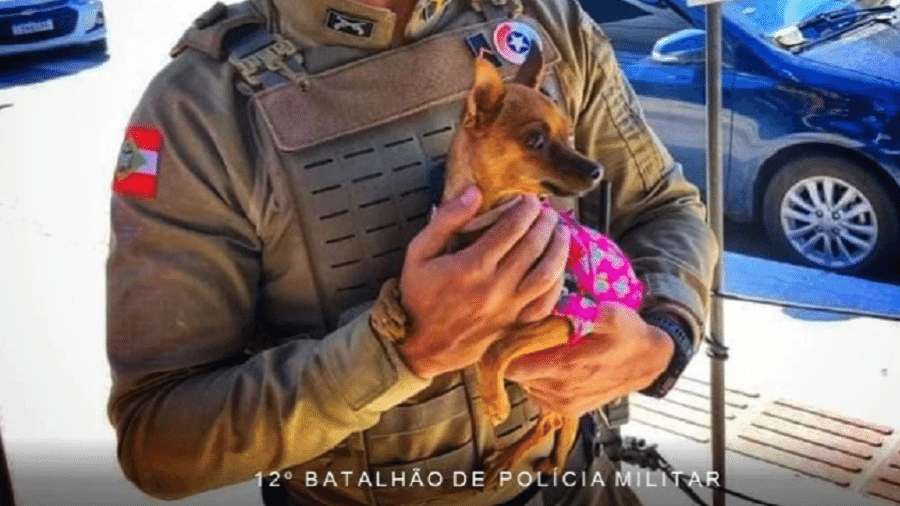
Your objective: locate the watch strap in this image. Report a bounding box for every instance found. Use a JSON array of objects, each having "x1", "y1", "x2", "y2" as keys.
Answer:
[{"x1": 640, "y1": 312, "x2": 695, "y2": 398}]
